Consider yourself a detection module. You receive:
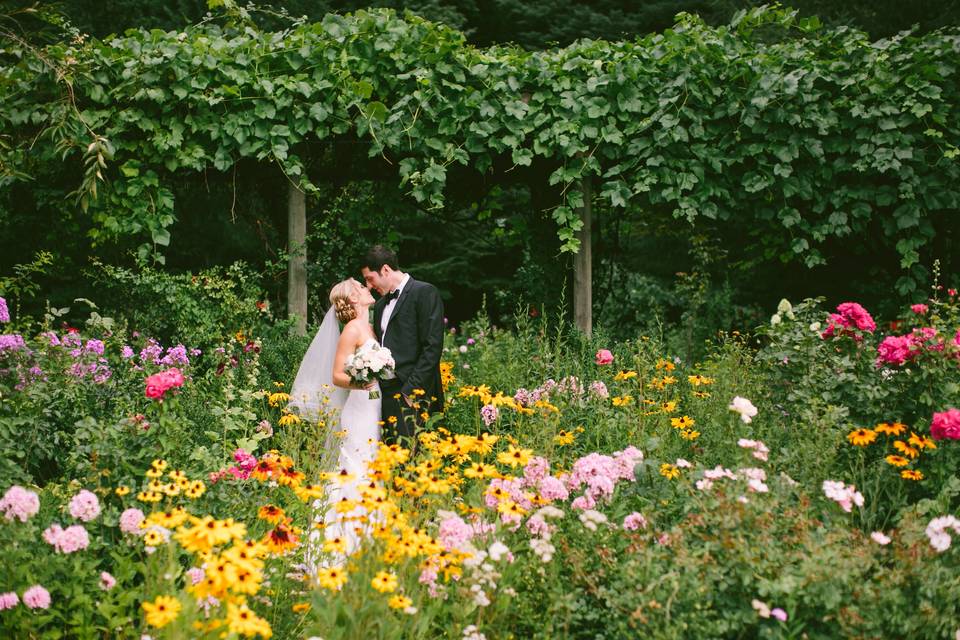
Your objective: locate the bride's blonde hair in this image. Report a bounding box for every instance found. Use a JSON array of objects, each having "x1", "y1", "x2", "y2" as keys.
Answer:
[{"x1": 329, "y1": 279, "x2": 361, "y2": 323}]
